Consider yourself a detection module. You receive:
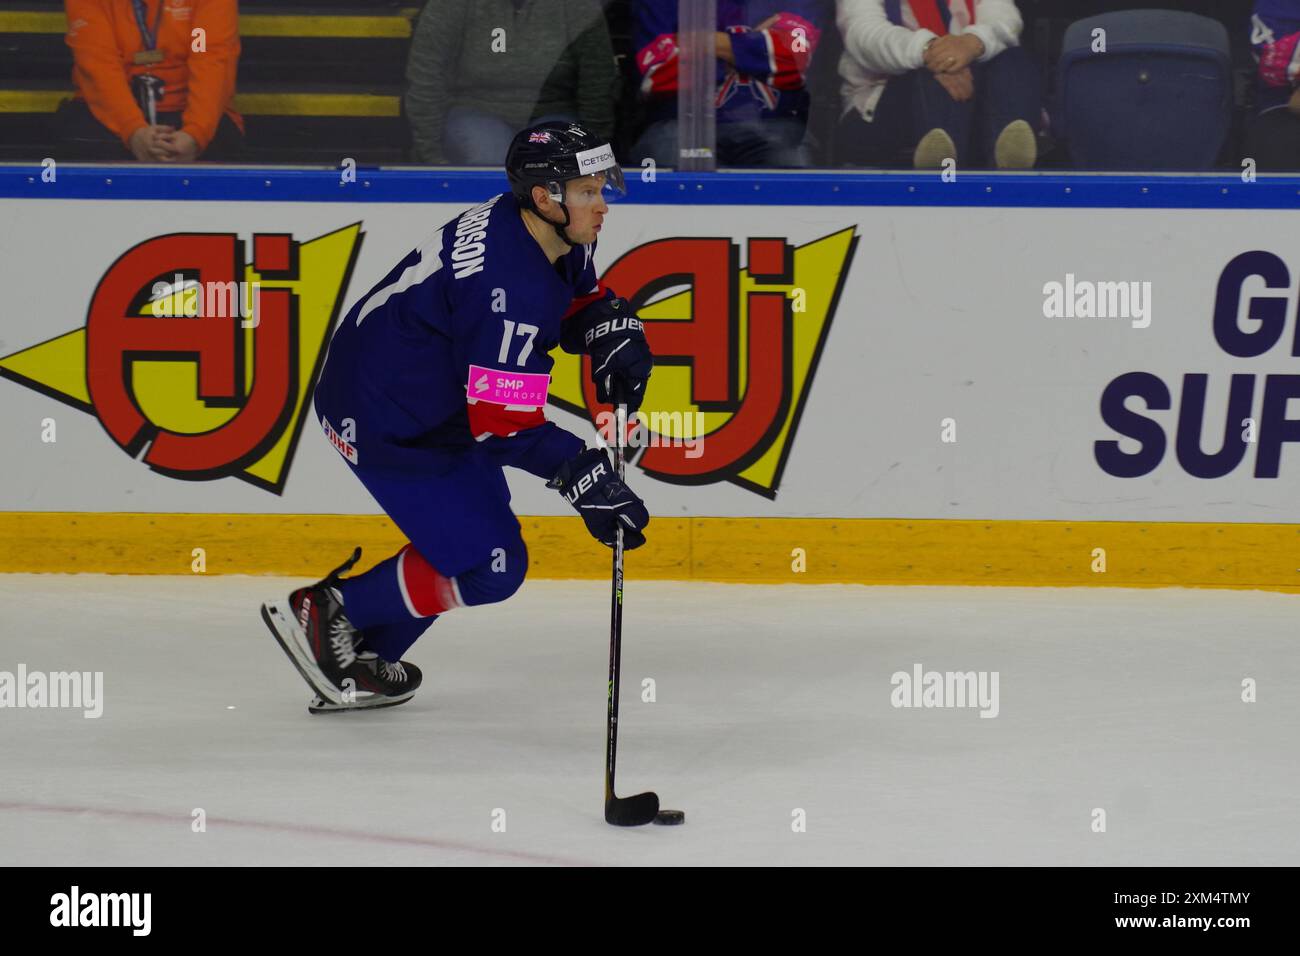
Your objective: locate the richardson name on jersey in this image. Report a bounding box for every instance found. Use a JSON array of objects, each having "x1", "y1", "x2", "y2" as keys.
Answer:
[{"x1": 451, "y1": 194, "x2": 501, "y2": 280}]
